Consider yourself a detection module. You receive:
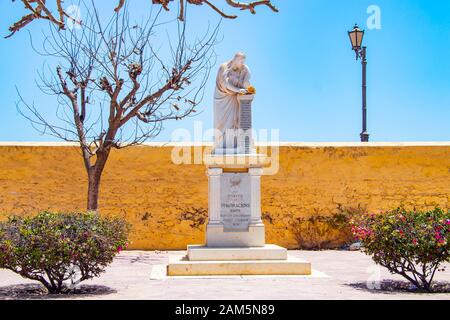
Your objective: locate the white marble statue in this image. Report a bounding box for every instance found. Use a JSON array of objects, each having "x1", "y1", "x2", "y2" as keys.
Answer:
[{"x1": 214, "y1": 52, "x2": 252, "y2": 150}]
